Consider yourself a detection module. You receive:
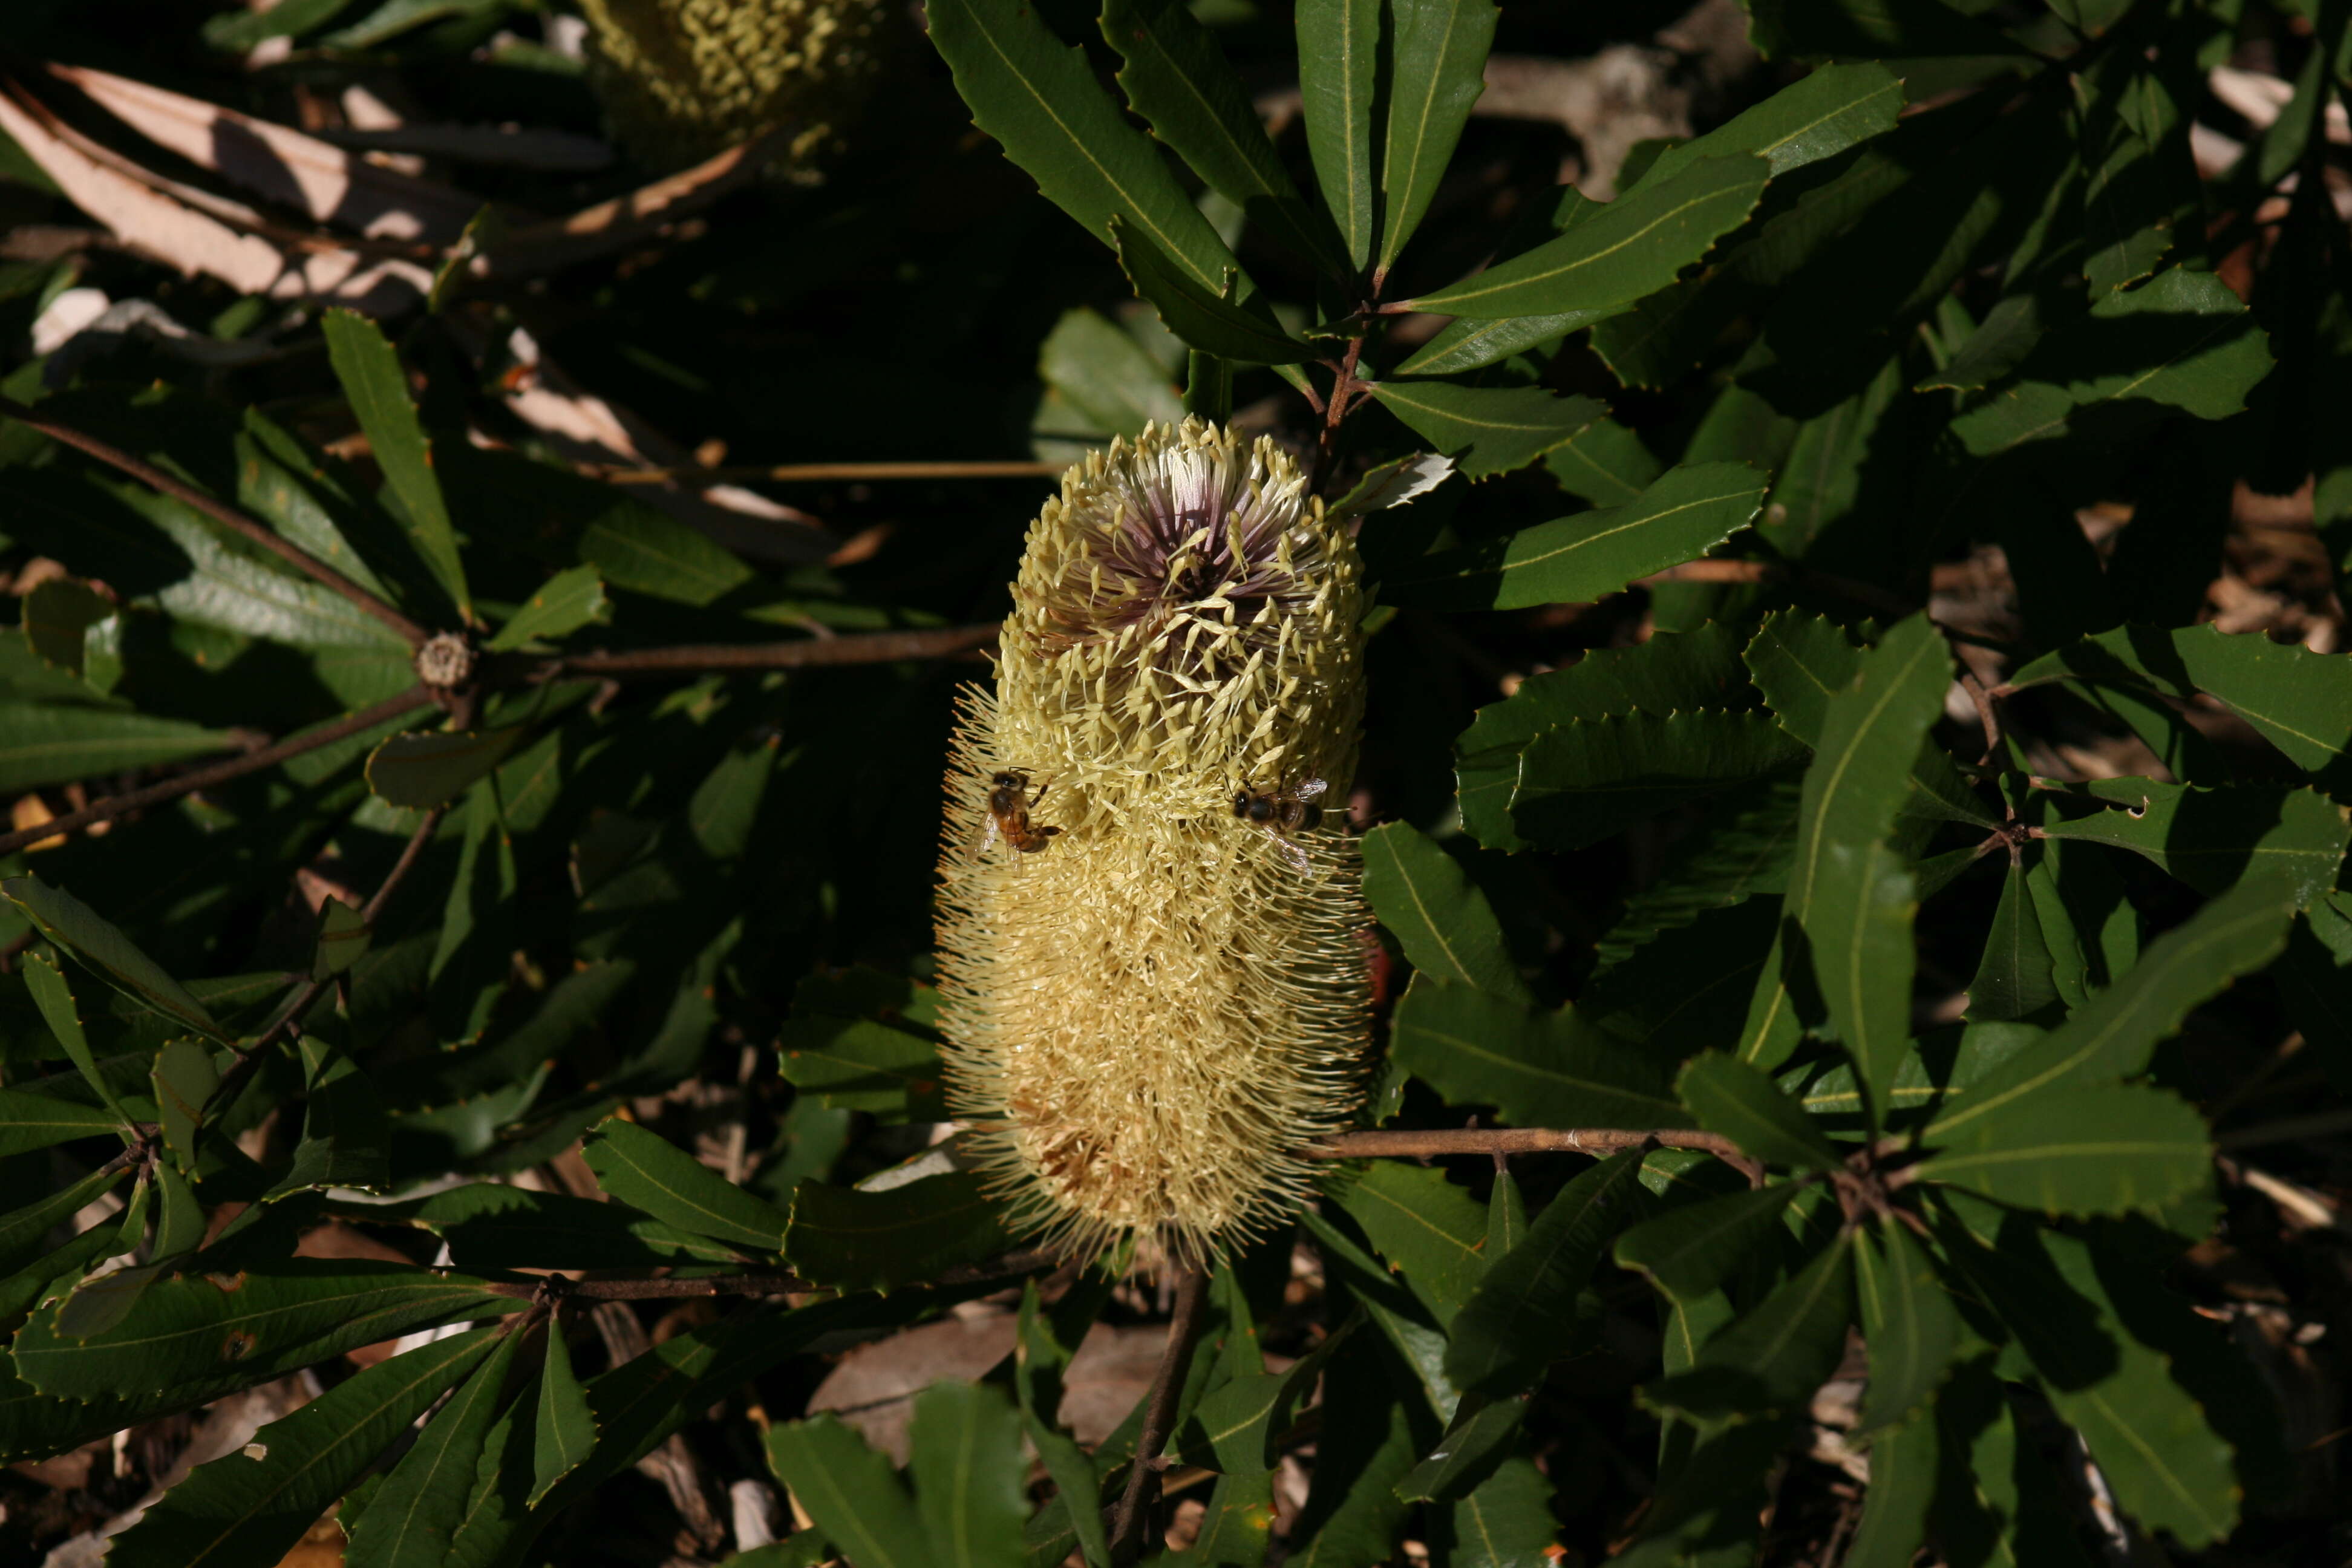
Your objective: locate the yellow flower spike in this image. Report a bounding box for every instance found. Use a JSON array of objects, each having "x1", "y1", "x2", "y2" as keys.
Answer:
[{"x1": 934, "y1": 419, "x2": 1374, "y2": 1270}]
